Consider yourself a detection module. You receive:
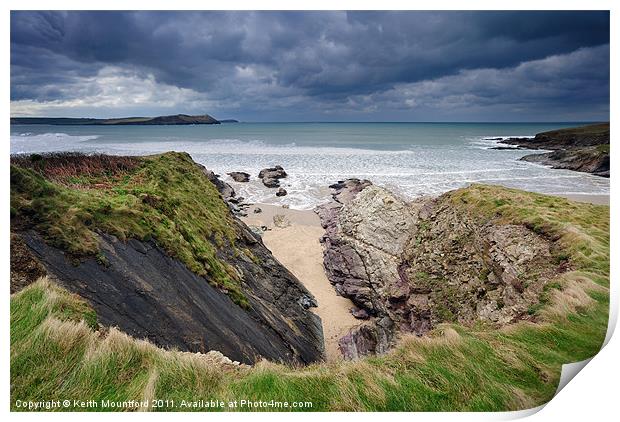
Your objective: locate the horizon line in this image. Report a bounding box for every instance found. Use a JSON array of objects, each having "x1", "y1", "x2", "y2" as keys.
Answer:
[{"x1": 10, "y1": 117, "x2": 608, "y2": 125}]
